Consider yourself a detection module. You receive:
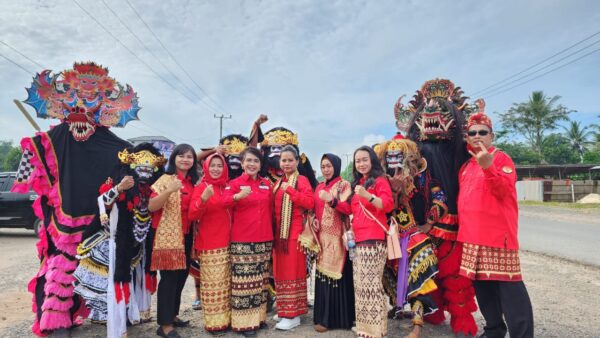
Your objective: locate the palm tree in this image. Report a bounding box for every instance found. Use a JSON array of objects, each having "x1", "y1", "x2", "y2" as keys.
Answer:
[
  {"x1": 499, "y1": 91, "x2": 573, "y2": 162},
  {"x1": 561, "y1": 121, "x2": 594, "y2": 163}
]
